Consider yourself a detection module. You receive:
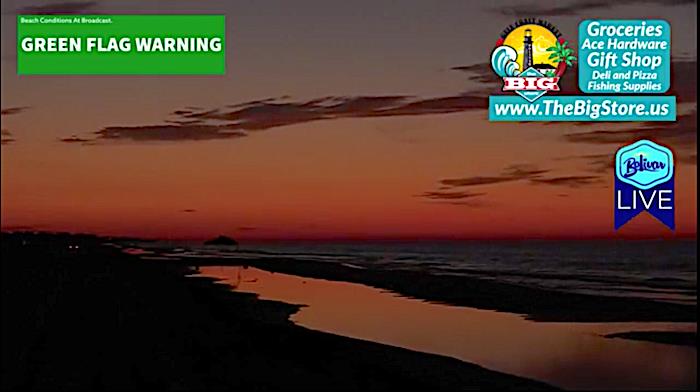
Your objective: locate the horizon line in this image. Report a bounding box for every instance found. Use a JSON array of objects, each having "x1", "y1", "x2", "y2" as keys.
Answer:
[{"x1": 2, "y1": 229, "x2": 697, "y2": 242}]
